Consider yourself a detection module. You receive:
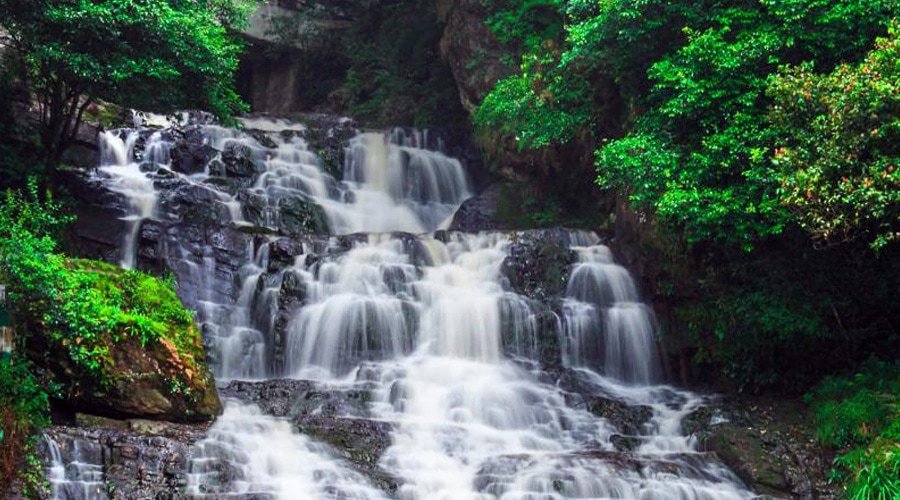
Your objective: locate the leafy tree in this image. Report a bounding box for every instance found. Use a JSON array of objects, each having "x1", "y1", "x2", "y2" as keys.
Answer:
[
  {"x1": 0, "y1": 0, "x2": 253, "y2": 168},
  {"x1": 769, "y1": 22, "x2": 900, "y2": 250},
  {"x1": 476, "y1": 0, "x2": 899, "y2": 249}
]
